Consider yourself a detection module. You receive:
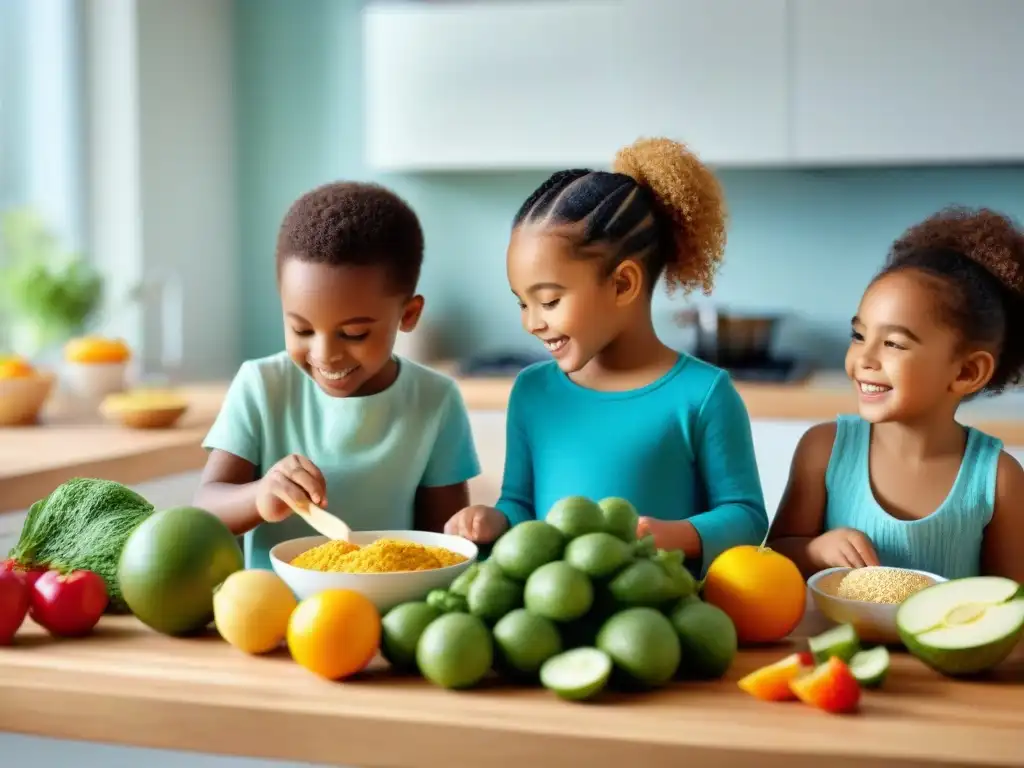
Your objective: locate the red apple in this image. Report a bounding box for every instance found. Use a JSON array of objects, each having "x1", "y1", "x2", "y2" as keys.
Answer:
[
  {"x1": 0, "y1": 569, "x2": 31, "y2": 644},
  {"x1": 1, "y1": 558, "x2": 46, "y2": 589},
  {"x1": 31, "y1": 569, "x2": 108, "y2": 637}
]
